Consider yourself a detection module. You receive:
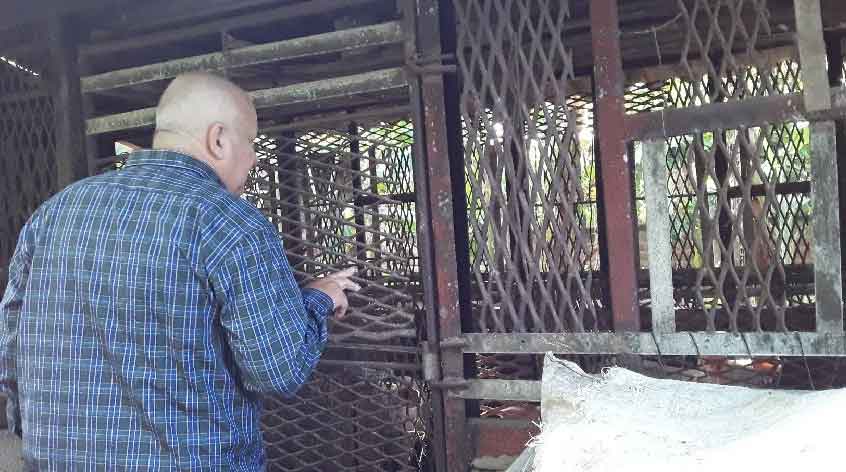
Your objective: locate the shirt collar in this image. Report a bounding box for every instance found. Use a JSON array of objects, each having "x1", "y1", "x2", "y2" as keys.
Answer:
[{"x1": 122, "y1": 149, "x2": 225, "y2": 188}]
